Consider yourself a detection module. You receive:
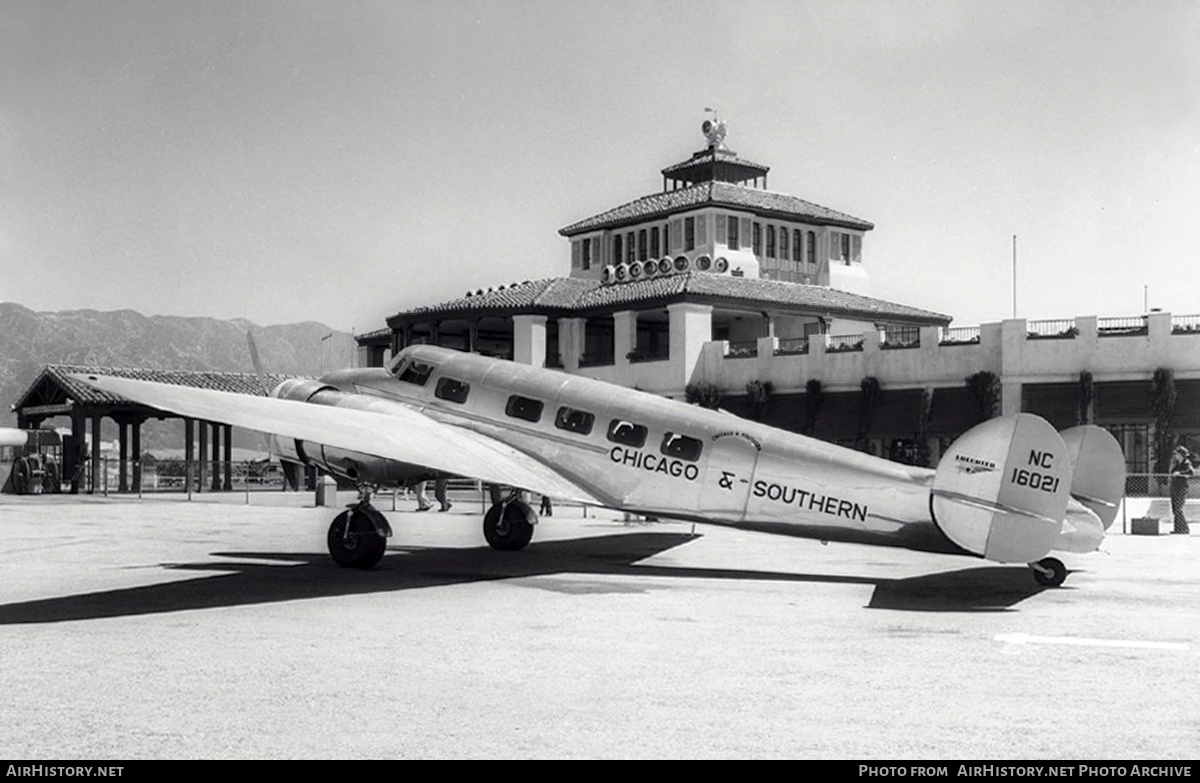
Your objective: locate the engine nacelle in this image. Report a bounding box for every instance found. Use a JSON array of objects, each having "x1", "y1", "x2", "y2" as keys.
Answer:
[{"x1": 267, "y1": 380, "x2": 429, "y2": 487}]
